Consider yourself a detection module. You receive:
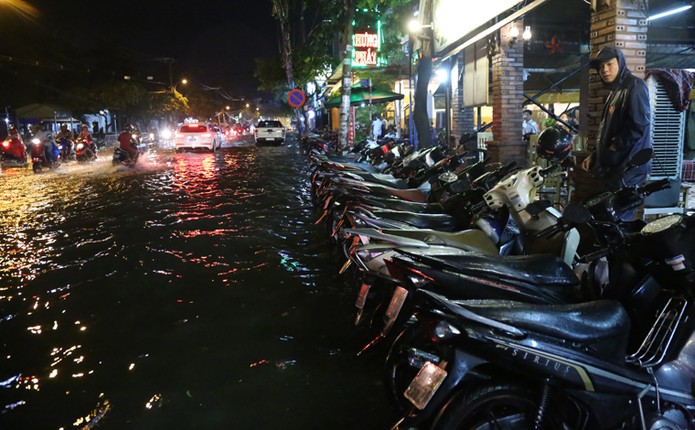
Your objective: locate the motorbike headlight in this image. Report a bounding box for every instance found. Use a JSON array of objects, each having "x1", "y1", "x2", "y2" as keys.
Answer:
[
  {"x1": 2, "y1": 140, "x2": 9, "y2": 148},
  {"x1": 160, "y1": 129, "x2": 172, "y2": 139},
  {"x1": 32, "y1": 138, "x2": 40, "y2": 144},
  {"x1": 149, "y1": 133, "x2": 155, "y2": 140},
  {"x1": 76, "y1": 143, "x2": 84, "y2": 150}
]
